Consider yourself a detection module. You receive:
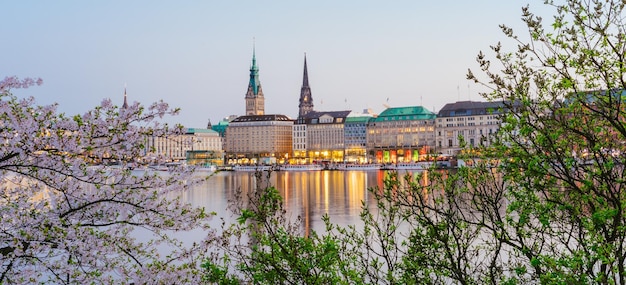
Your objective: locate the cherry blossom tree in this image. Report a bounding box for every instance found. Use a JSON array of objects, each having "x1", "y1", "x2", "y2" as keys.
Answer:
[{"x1": 0, "y1": 76, "x2": 212, "y2": 284}]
